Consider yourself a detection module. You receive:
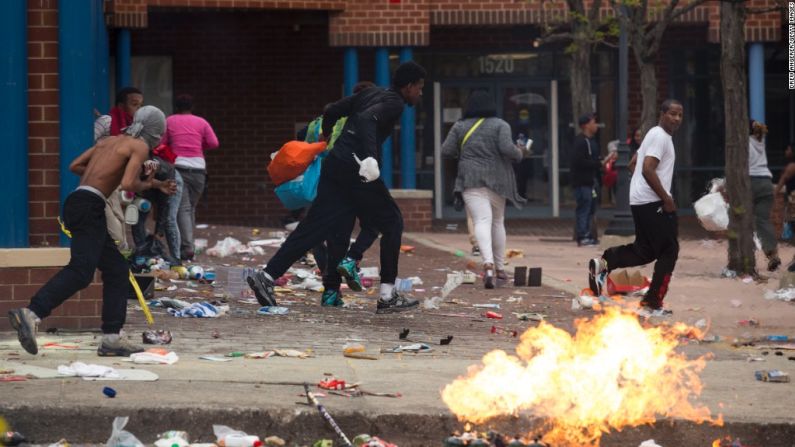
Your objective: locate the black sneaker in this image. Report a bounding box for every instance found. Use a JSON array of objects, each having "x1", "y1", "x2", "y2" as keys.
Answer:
[
  {"x1": 97, "y1": 336, "x2": 145, "y2": 357},
  {"x1": 247, "y1": 271, "x2": 278, "y2": 307},
  {"x1": 8, "y1": 308, "x2": 40, "y2": 355},
  {"x1": 376, "y1": 291, "x2": 419, "y2": 314}
]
